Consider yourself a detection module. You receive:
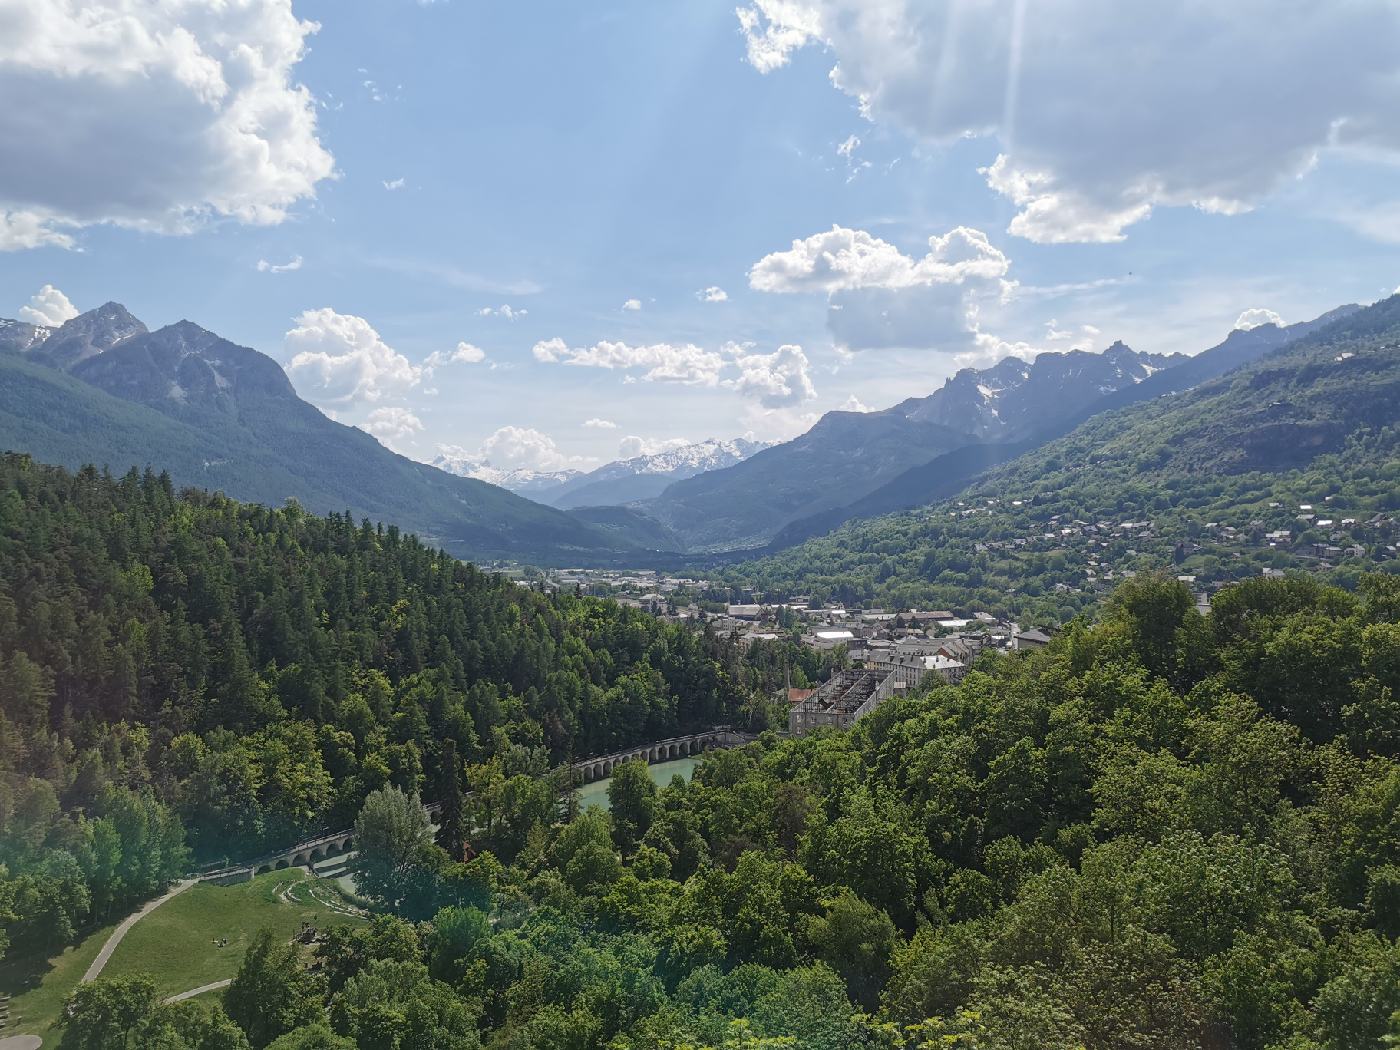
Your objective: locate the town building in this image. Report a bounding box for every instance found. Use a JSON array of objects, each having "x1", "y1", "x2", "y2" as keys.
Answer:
[{"x1": 788, "y1": 669, "x2": 902, "y2": 735}]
